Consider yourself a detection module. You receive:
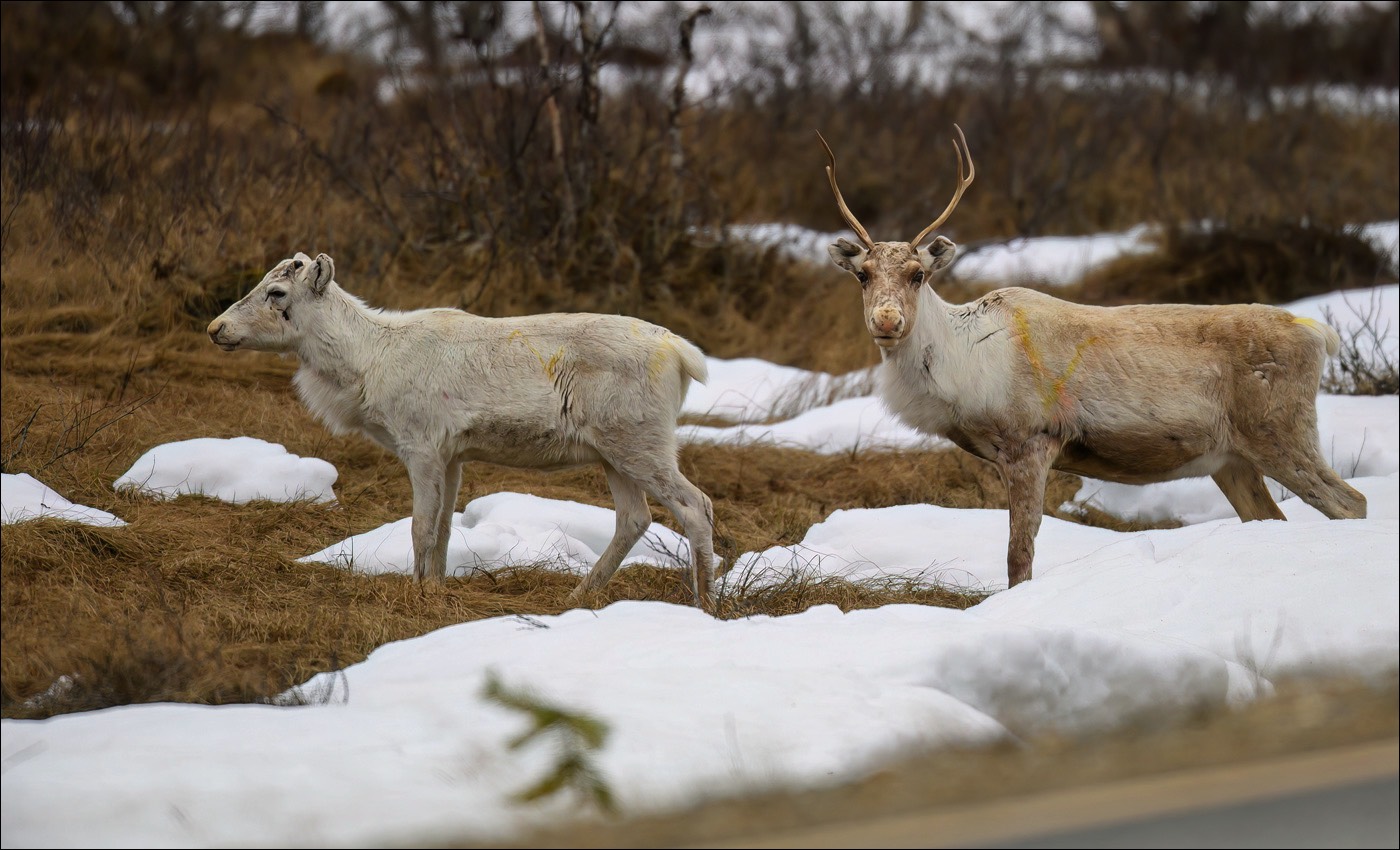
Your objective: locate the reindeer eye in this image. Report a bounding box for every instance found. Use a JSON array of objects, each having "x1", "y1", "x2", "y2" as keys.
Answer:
[
  {"x1": 911, "y1": 270, "x2": 925, "y2": 286},
  {"x1": 266, "y1": 288, "x2": 286, "y2": 300},
  {"x1": 856, "y1": 271, "x2": 869, "y2": 285},
  {"x1": 293, "y1": 260, "x2": 304, "y2": 270}
]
